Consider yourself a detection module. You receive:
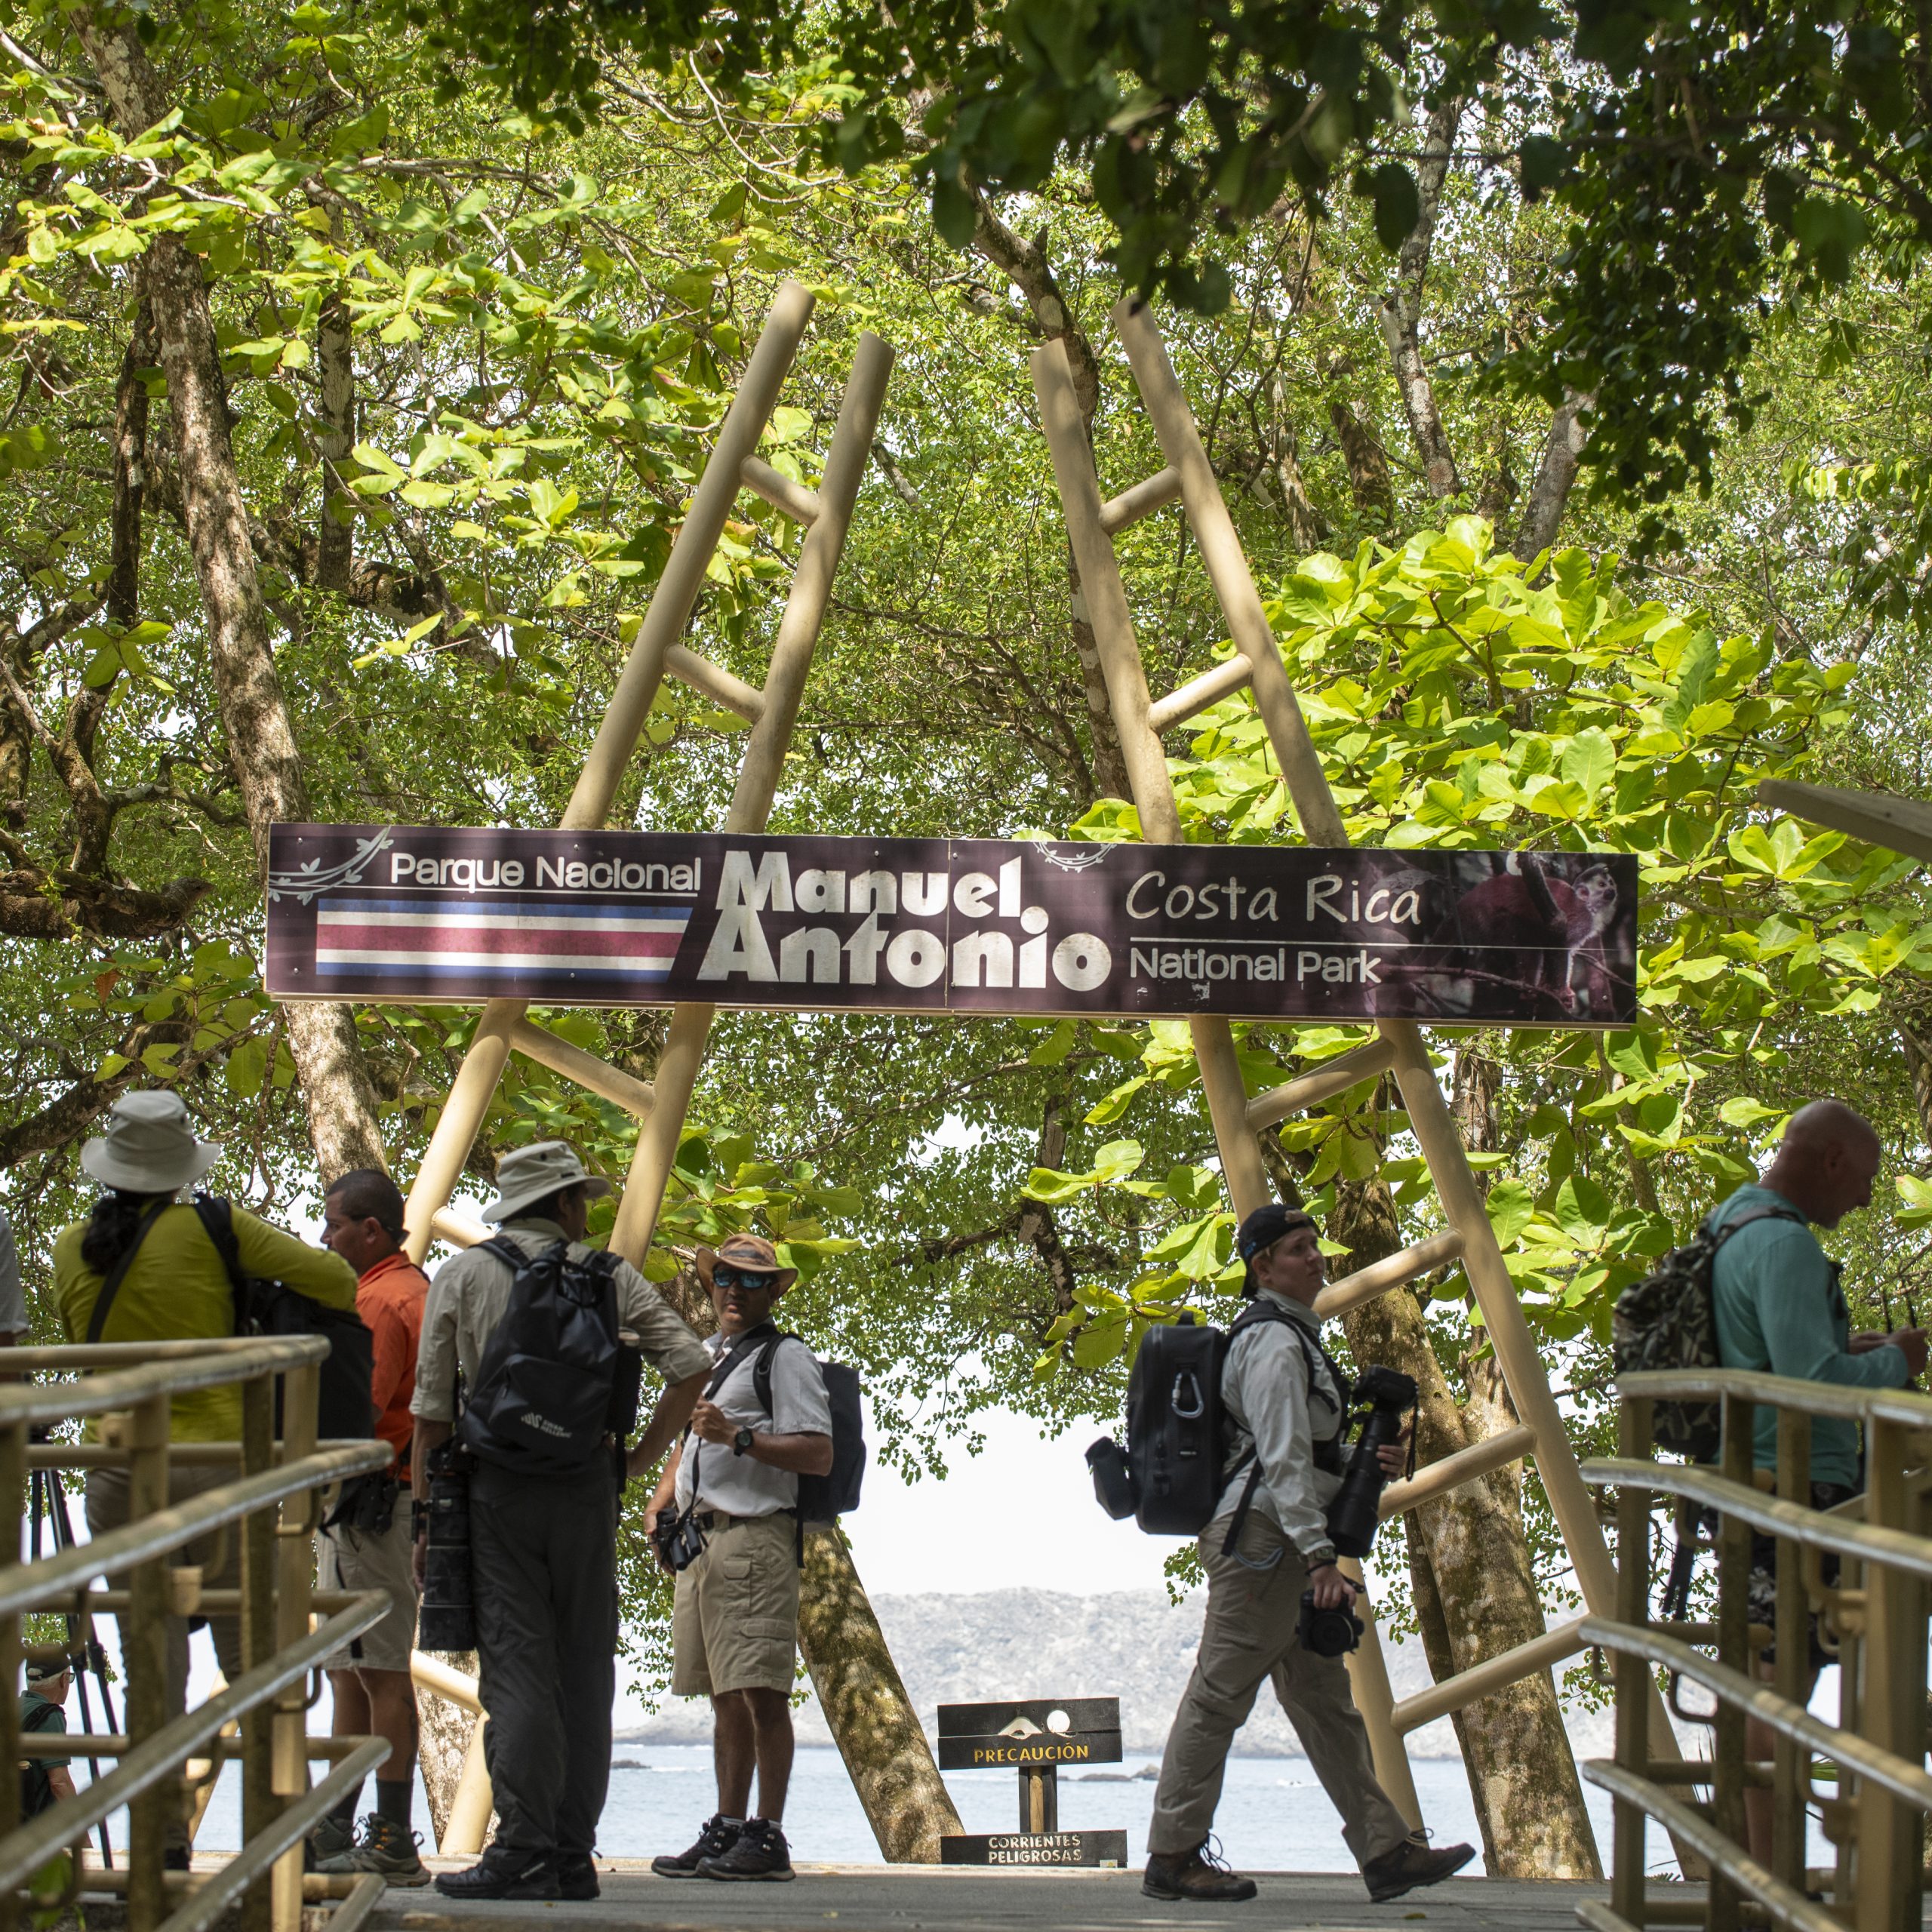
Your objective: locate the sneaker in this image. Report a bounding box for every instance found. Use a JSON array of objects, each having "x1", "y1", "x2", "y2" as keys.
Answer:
[
  {"x1": 653, "y1": 1814, "x2": 743, "y2": 1878},
  {"x1": 1142, "y1": 1841, "x2": 1258, "y2": 1902},
  {"x1": 308, "y1": 1813, "x2": 355, "y2": 1865},
  {"x1": 699, "y1": 1817, "x2": 795, "y2": 1881},
  {"x1": 317, "y1": 1815, "x2": 430, "y2": 1887},
  {"x1": 1361, "y1": 1835, "x2": 1476, "y2": 1903},
  {"x1": 432, "y1": 1847, "x2": 560, "y2": 1901},
  {"x1": 555, "y1": 1851, "x2": 601, "y2": 1901}
]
